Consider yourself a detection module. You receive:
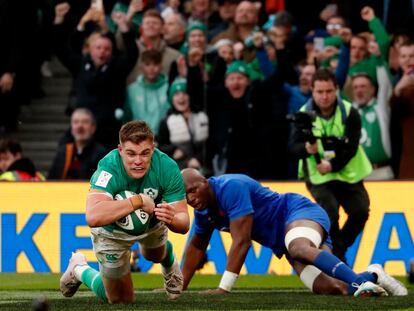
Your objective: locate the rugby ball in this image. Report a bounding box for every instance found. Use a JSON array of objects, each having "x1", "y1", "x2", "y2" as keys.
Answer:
[{"x1": 113, "y1": 190, "x2": 150, "y2": 235}]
